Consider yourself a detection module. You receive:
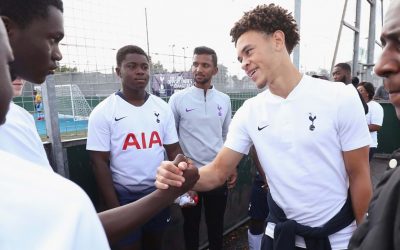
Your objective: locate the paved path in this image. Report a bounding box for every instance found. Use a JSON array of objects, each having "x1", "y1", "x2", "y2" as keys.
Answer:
[{"x1": 370, "y1": 156, "x2": 391, "y2": 188}]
